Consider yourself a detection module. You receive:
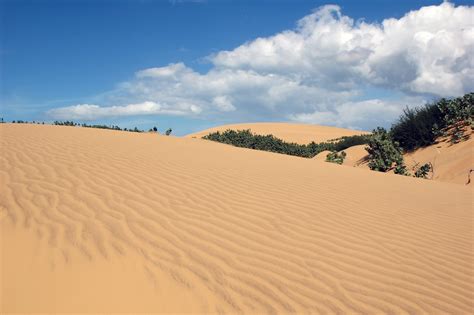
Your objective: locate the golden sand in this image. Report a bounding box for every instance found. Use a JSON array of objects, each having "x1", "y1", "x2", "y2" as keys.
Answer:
[{"x1": 1, "y1": 124, "x2": 472, "y2": 313}]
